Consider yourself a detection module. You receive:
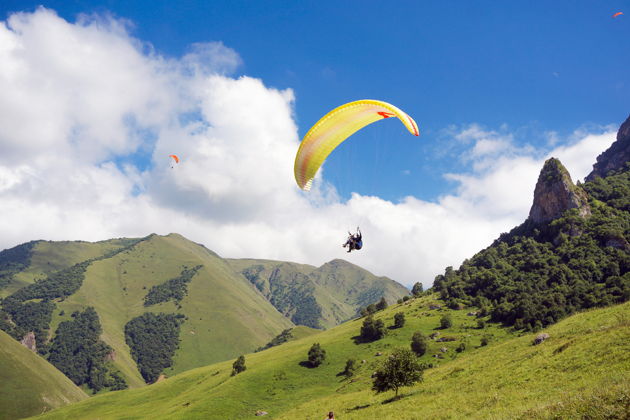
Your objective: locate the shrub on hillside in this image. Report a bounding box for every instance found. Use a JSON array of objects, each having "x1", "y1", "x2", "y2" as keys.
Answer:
[
  {"x1": 410, "y1": 331, "x2": 427, "y2": 356},
  {"x1": 359, "y1": 303, "x2": 377, "y2": 317},
  {"x1": 440, "y1": 314, "x2": 453, "y2": 329},
  {"x1": 307, "y1": 343, "x2": 326, "y2": 367},
  {"x1": 231, "y1": 355, "x2": 246, "y2": 376},
  {"x1": 343, "y1": 358, "x2": 357, "y2": 378},
  {"x1": 376, "y1": 297, "x2": 388, "y2": 311},
  {"x1": 360, "y1": 315, "x2": 386, "y2": 342}
]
